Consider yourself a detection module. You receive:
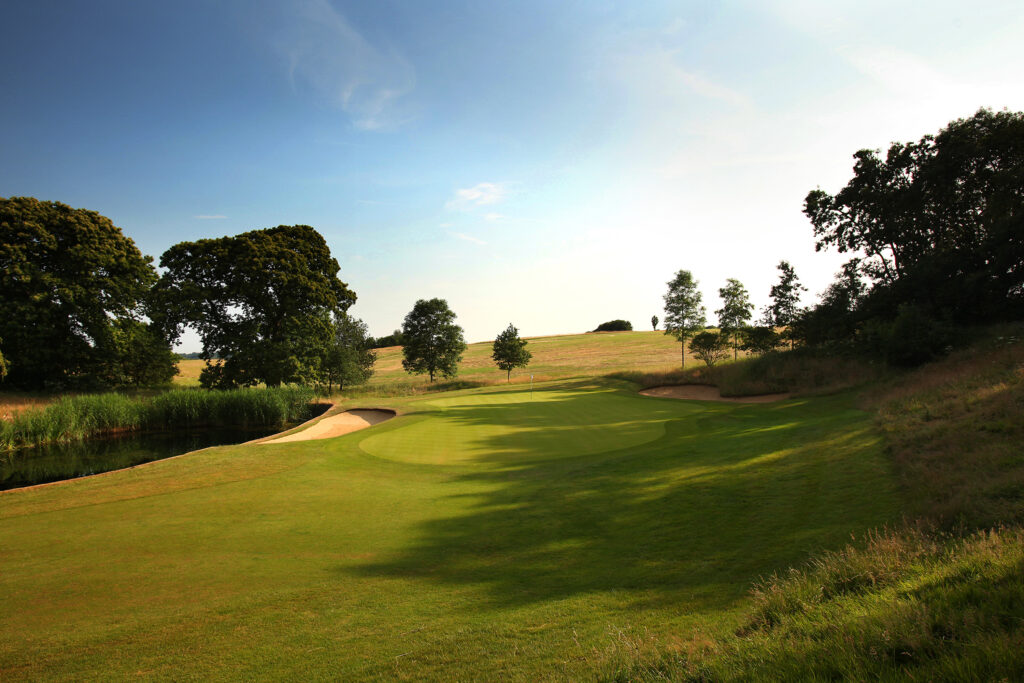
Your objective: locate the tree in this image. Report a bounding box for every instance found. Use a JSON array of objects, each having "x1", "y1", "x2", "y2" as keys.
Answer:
[
  {"x1": 760, "y1": 260, "x2": 807, "y2": 348},
  {"x1": 152, "y1": 225, "x2": 355, "y2": 389},
  {"x1": 593, "y1": 319, "x2": 632, "y2": 332},
  {"x1": 104, "y1": 320, "x2": 179, "y2": 387},
  {"x1": 716, "y1": 278, "x2": 754, "y2": 360},
  {"x1": 491, "y1": 323, "x2": 532, "y2": 381},
  {"x1": 651, "y1": 315, "x2": 659, "y2": 330},
  {"x1": 805, "y1": 108, "x2": 1024, "y2": 325},
  {"x1": 321, "y1": 313, "x2": 376, "y2": 394},
  {"x1": 689, "y1": 331, "x2": 729, "y2": 367},
  {"x1": 0, "y1": 197, "x2": 165, "y2": 388},
  {"x1": 663, "y1": 270, "x2": 707, "y2": 368},
  {"x1": 0, "y1": 340, "x2": 7, "y2": 381},
  {"x1": 401, "y1": 299, "x2": 467, "y2": 382},
  {"x1": 371, "y1": 329, "x2": 404, "y2": 349},
  {"x1": 739, "y1": 326, "x2": 781, "y2": 355},
  {"x1": 789, "y1": 260, "x2": 866, "y2": 349}
]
